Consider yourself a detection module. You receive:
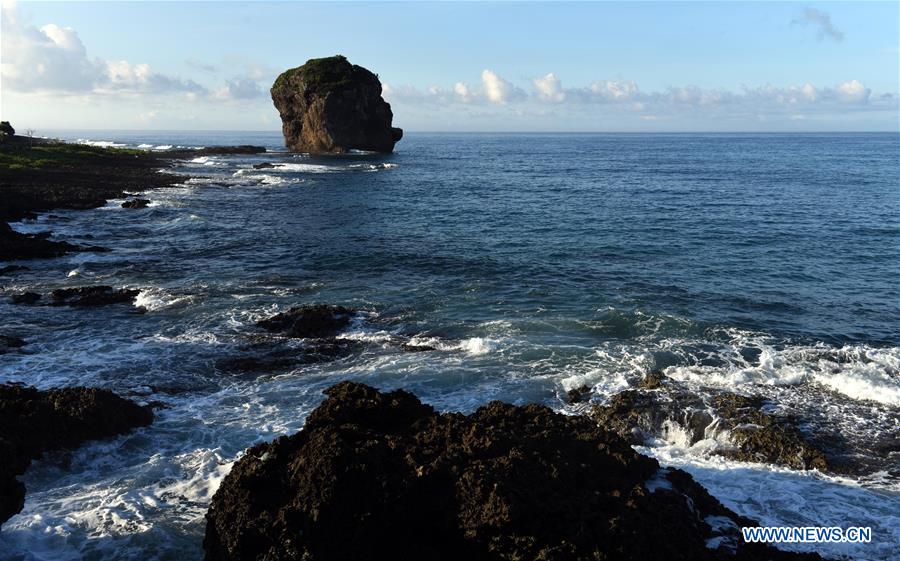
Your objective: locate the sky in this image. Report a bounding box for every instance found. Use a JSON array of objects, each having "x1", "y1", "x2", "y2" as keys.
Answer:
[{"x1": 1, "y1": 1, "x2": 898, "y2": 132}]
